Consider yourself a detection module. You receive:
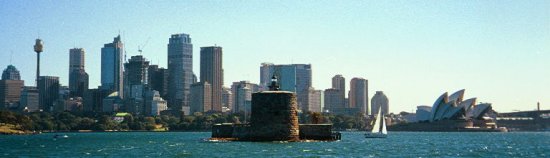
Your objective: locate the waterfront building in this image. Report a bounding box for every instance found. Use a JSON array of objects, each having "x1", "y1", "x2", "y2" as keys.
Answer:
[
  {"x1": 349, "y1": 78, "x2": 368, "y2": 114},
  {"x1": 0, "y1": 65, "x2": 24, "y2": 109},
  {"x1": 371, "y1": 91, "x2": 389, "y2": 116},
  {"x1": 38, "y1": 76, "x2": 60, "y2": 112},
  {"x1": 168, "y1": 33, "x2": 193, "y2": 114},
  {"x1": 259, "y1": 63, "x2": 312, "y2": 112},
  {"x1": 19, "y1": 86, "x2": 39, "y2": 112},
  {"x1": 200, "y1": 46, "x2": 224, "y2": 112},
  {"x1": 101, "y1": 35, "x2": 124, "y2": 97},
  {"x1": 190, "y1": 82, "x2": 212, "y2": 113}
]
